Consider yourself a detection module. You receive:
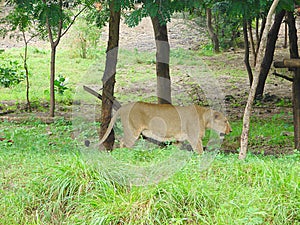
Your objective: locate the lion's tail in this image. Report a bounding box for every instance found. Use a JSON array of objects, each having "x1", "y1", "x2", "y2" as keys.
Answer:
[{"x1": 98, "y1": 109, "x2": 121, "y2": 145}]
